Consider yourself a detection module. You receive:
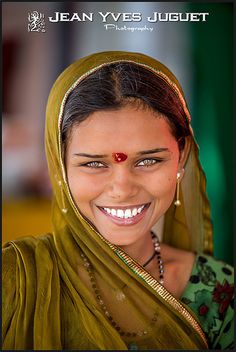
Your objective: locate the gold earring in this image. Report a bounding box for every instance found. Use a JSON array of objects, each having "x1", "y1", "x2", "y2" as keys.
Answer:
[{"x1": 174, "y1": 172, "x2": 181, "y2": 207}]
